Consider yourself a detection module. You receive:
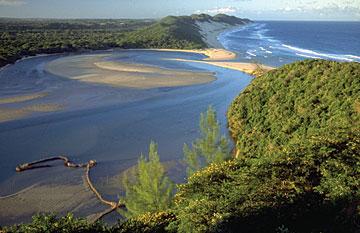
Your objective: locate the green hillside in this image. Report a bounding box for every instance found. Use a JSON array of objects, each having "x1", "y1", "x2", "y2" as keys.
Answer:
[
  {"x1": 118, "y1": 14, "x2": 251, "y2": 49},
  {"x1": 228, "y1": 59, "x2": 360, "y2": 158},
  {"x1": 118, "y1": 15, "x2": 206, "y2": 49},
  {"x1": 173, "y1": 60, "x2": 360, "y2": 232}
]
